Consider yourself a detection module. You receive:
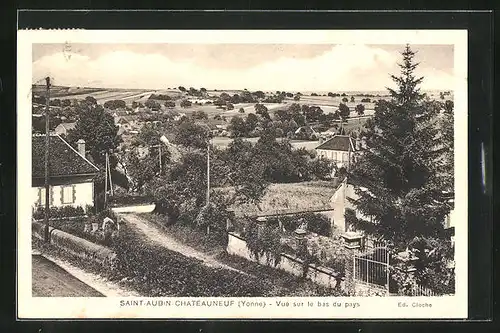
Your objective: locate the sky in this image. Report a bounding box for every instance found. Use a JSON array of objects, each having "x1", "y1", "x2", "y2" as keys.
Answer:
[{"x1": 32, "y1": 43, "x2": 454, "y2": 92}]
